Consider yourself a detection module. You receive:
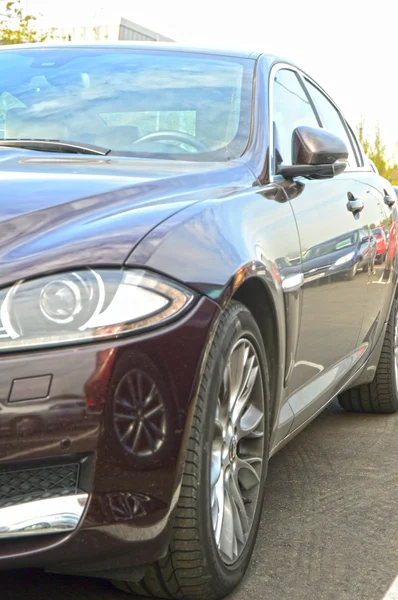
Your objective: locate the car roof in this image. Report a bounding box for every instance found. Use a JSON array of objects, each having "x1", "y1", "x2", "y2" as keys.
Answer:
[{"x1": 0, "y1": 41, "x2": 274, "y2": 61}]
